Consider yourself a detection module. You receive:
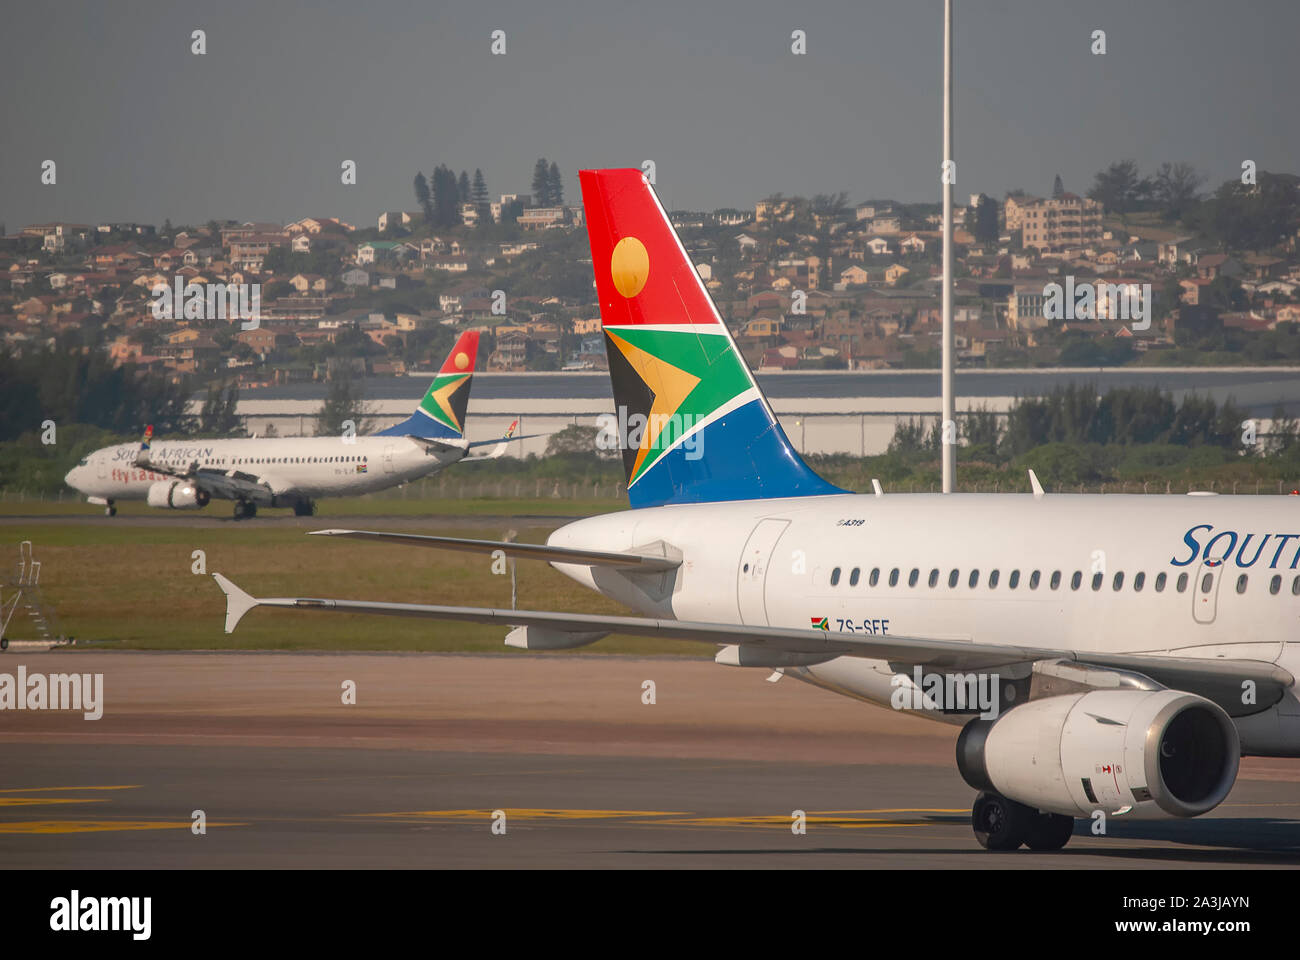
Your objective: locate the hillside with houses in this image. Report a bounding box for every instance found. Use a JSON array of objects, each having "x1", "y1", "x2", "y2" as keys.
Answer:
[{"x1": 2, "y1": 160, "x2": 1298, "y2": 390}]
